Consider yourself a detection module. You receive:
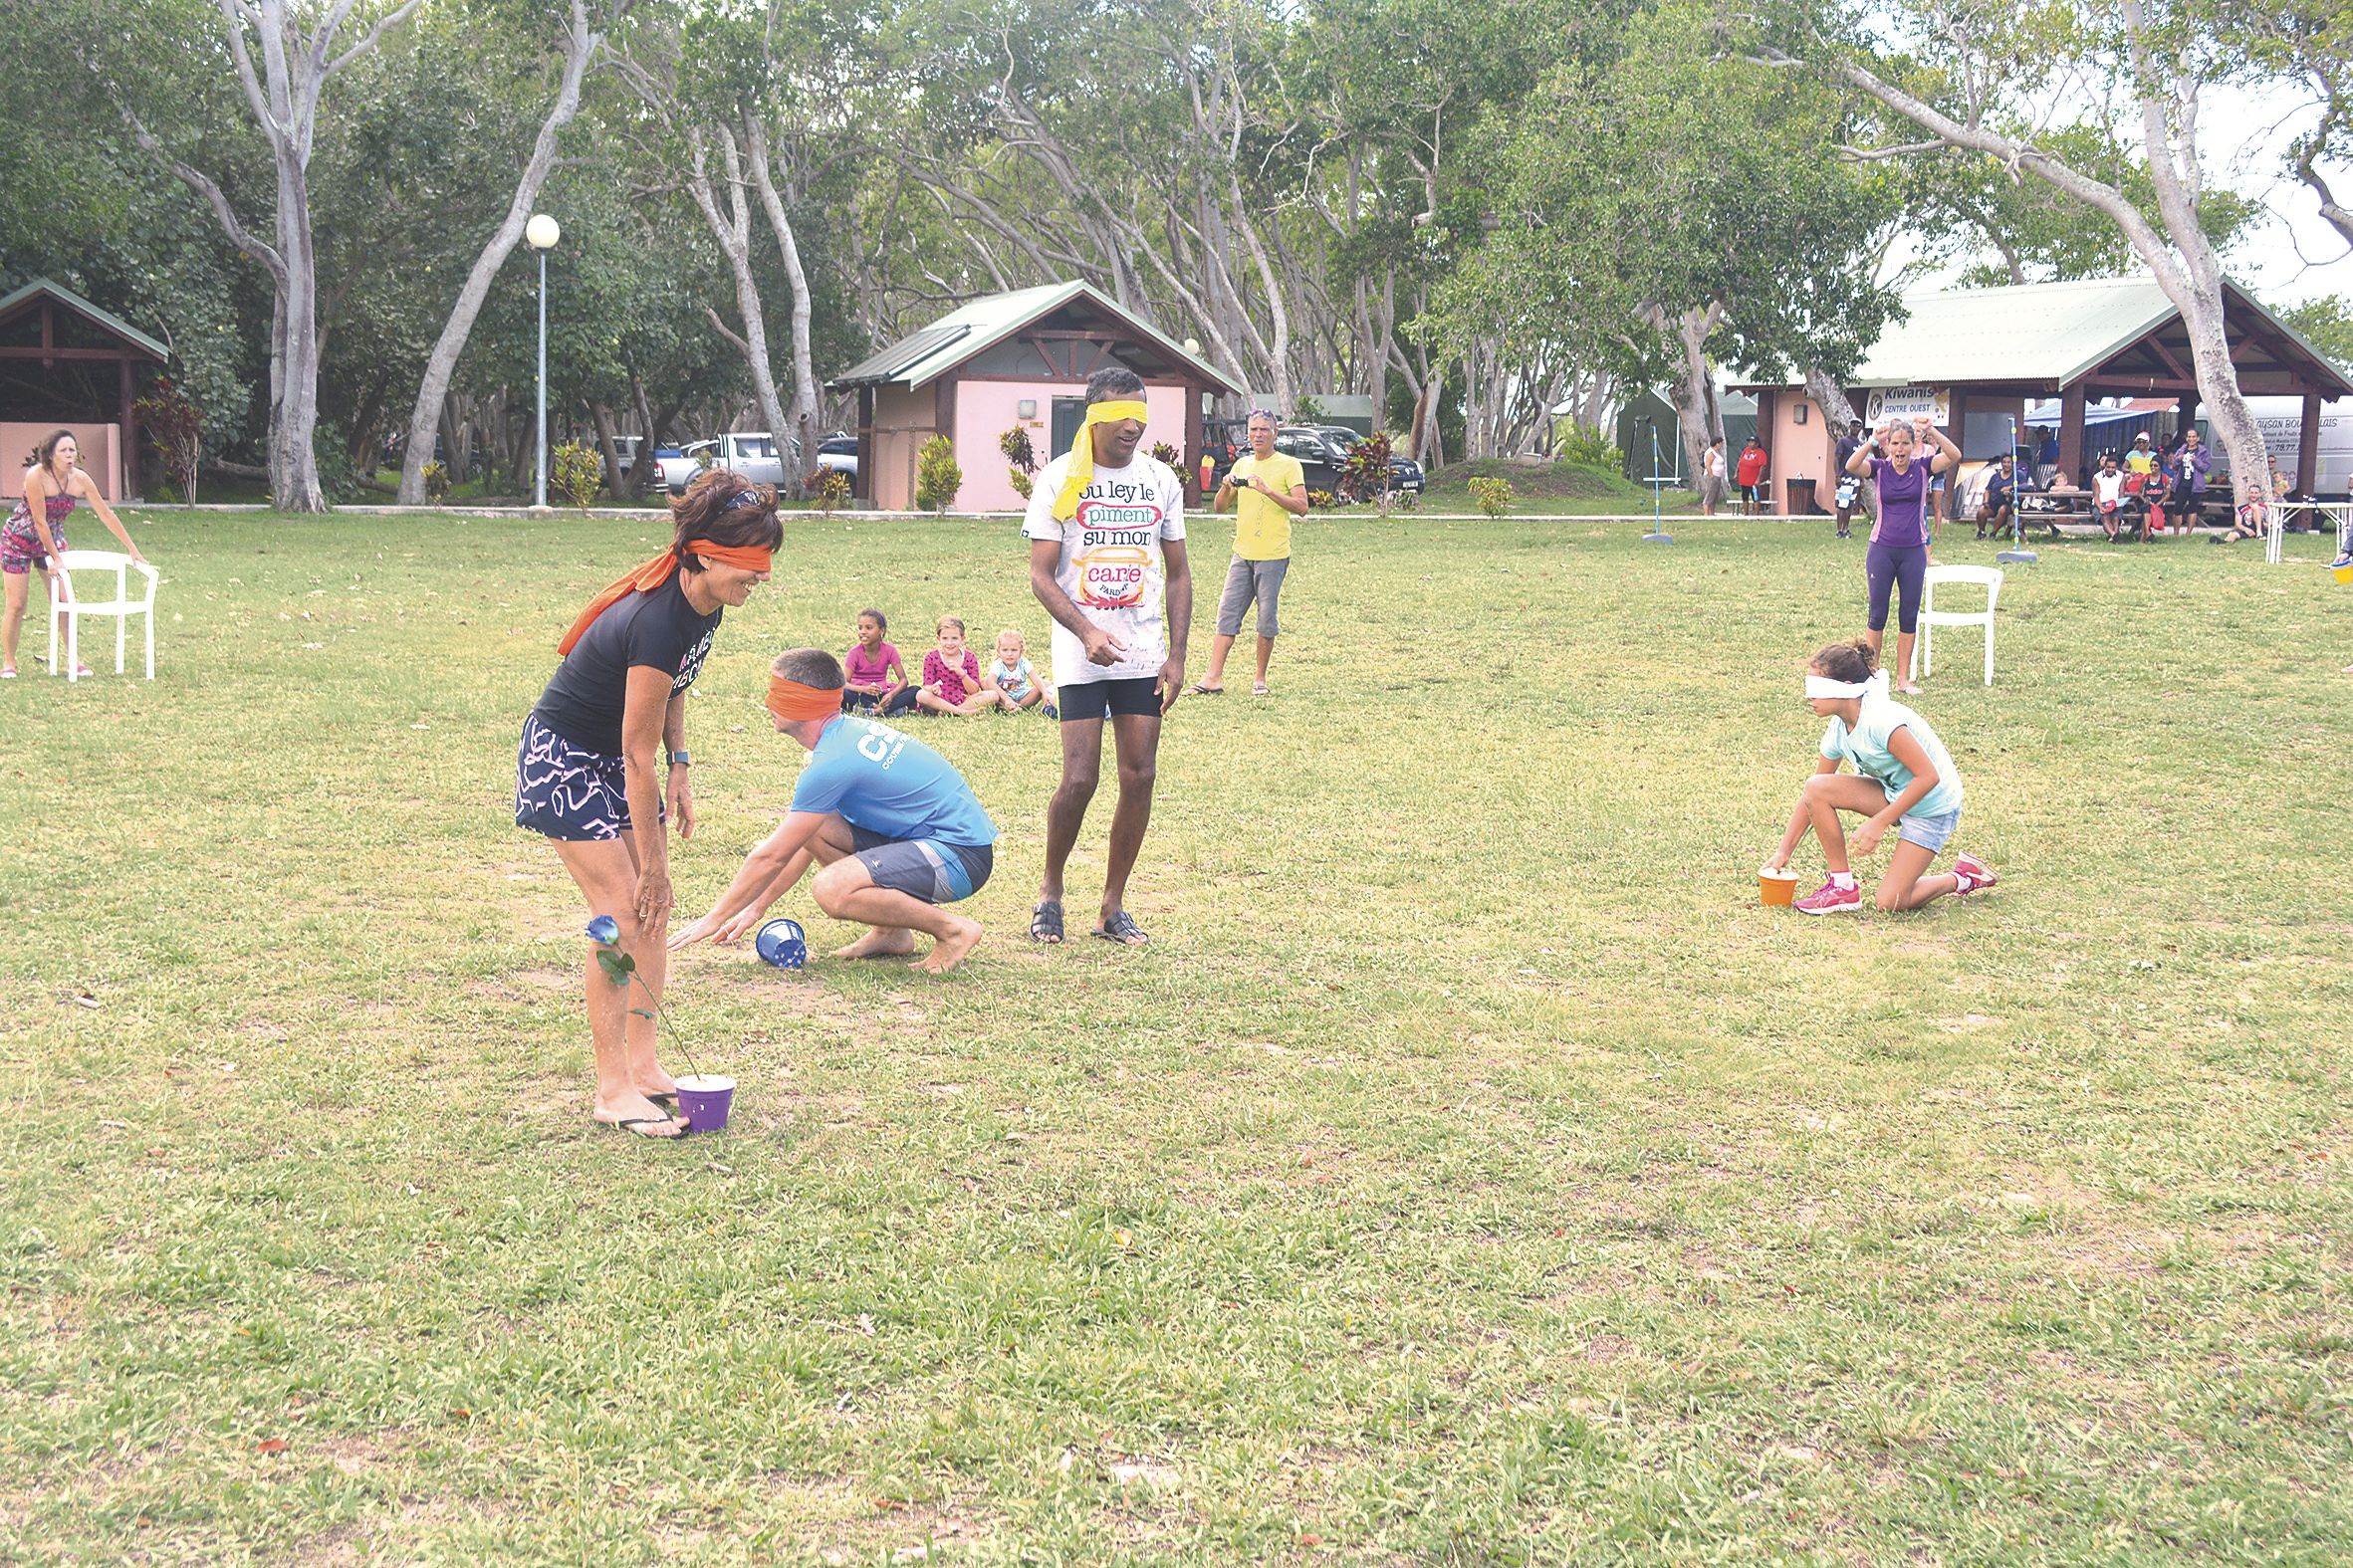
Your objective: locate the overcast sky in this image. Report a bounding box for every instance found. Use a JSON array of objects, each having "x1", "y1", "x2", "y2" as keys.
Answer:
[{"x1": 2197, "y1": 84, "x2": 2350, "y2": 307}]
